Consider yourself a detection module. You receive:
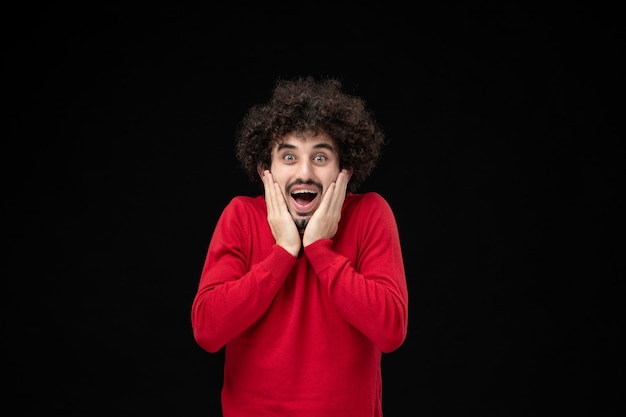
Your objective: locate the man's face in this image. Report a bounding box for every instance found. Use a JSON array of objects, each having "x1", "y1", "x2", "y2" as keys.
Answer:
[{"x1": 268, "y1": 131, "x2": 341, "y2": 230}]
